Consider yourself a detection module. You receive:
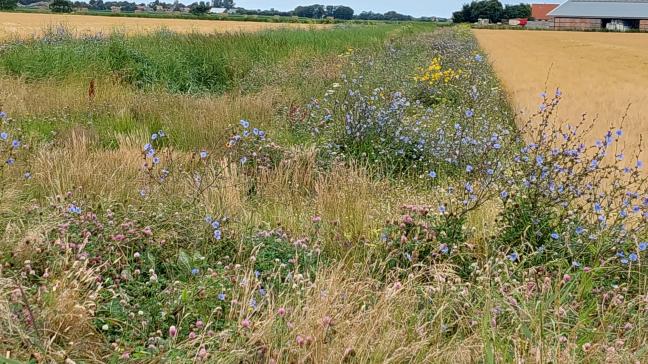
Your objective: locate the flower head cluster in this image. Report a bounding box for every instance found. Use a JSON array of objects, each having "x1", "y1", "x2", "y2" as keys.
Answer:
[
  {"x1": 0, "y1": 112, "x2": 30, "y2": 178},
  {"x1": 226, "y1": 120, "x2": 277, "y2": 170},
  {"x1": 143, "y1": 130, "x2": 166, "y2": 164},
  {"x1": 414, "y1": 56, "x2": 463, "y2": 85},
  {"x1": 205, "y1": 215, "x2": 222, "y2": 240}
]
